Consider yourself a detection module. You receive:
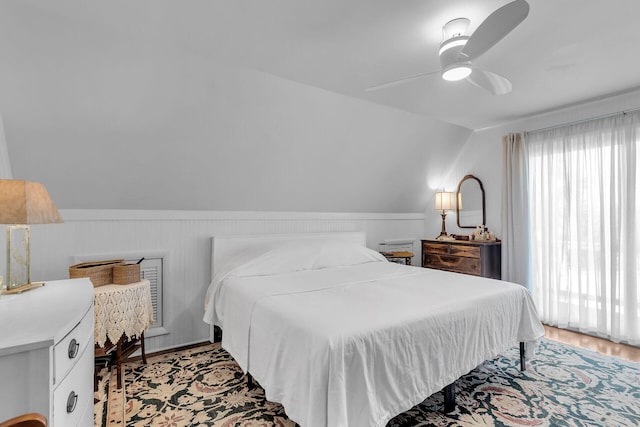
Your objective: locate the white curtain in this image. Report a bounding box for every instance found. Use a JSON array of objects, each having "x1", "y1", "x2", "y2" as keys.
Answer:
[
  {"x1": 0, "y1": 113, "x2": 13, "y2": 178},
  {"x1": 527, "y1": 111, "x2": 640, "y2": 345},
  {"x1": 501, "y1": 133, "x2": 531, "y2": 289}
]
